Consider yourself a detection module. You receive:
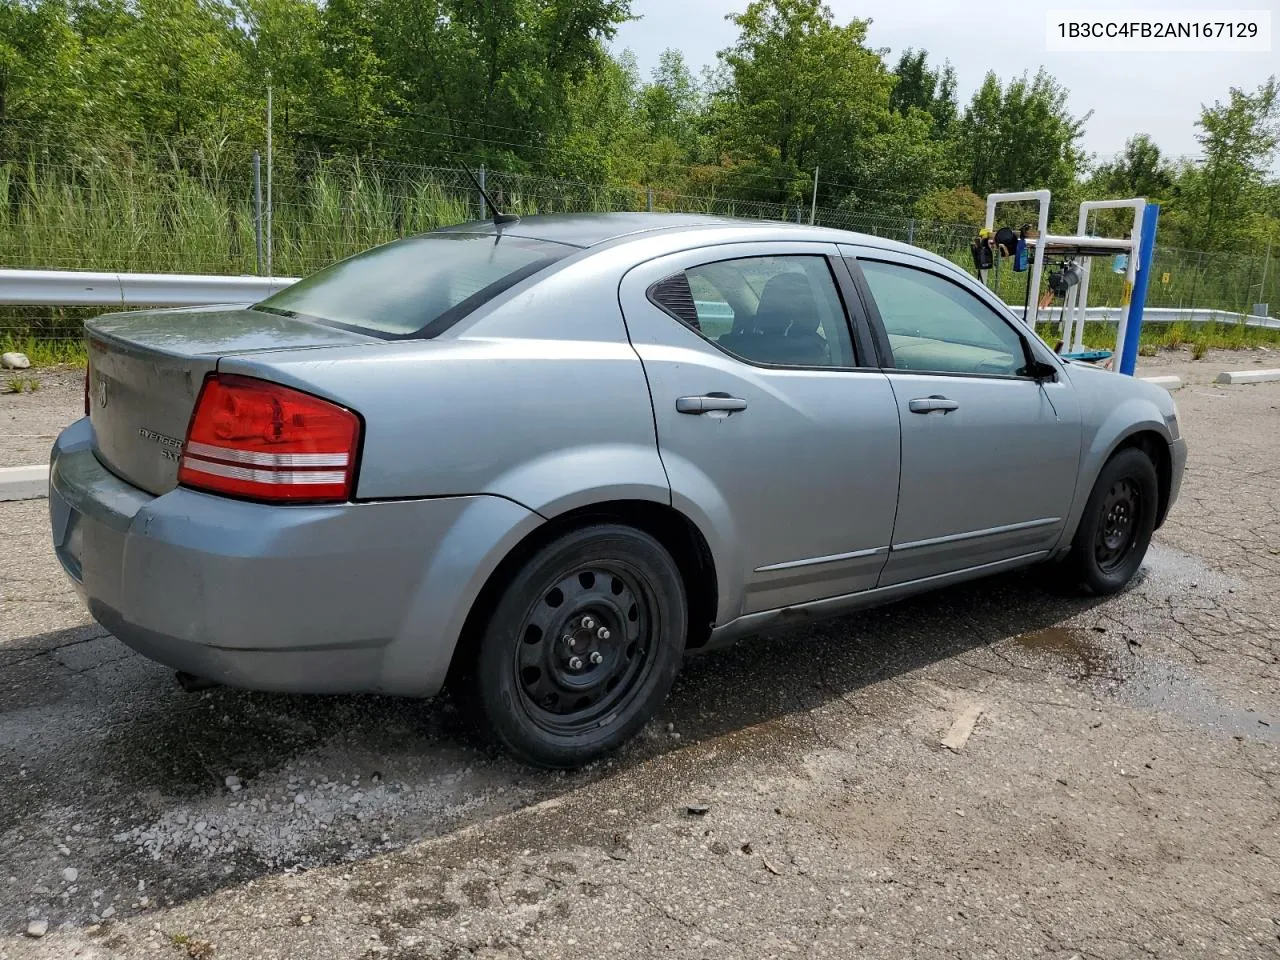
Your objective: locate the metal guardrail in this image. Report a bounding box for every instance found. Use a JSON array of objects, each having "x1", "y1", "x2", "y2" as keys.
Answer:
[
  {"x1": 0, "y1": 268, "x2": 1275, "y2": 328},
  {"x1": 0, "y1": 269, "x2": 298, "y2": 307},
  {"x1": 1034, "y1": 305, "x2": 1279, "y2": 329}
]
